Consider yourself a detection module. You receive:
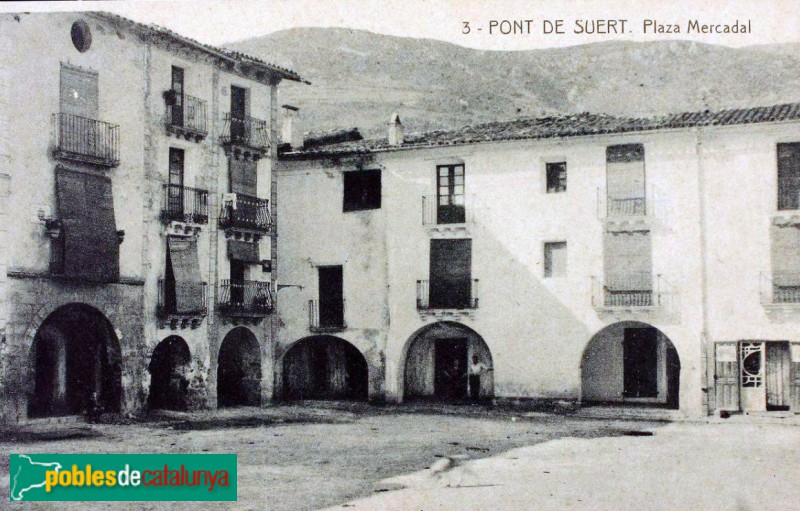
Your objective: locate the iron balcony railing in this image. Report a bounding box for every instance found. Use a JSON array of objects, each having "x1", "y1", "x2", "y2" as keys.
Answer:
[
  {"x1": 166, "y1": 92, "x2": 208, "y2": 138},
  {"x1": 220, "y1": 113, "x2": 270, "y2": 152},
  {"x1": 592, "y1": 273, "x2": 661, "y2": 308},
  {"x1": 53, "y1": 112, "x2": 120, "y2": 167},
  {"x1": 607, "y1": 196, "x2": 647, "y2": 217},
  {"x1": 422, "y1": 194, "x2": 475, "y2": 226},
  {"x1": 157, "y1": 278, "x2": 207, "y2": 316},
  {"x1": 308, "y1": 299, "x2": 347, "y2": 332},
  {"x1": 416, "y1": 279, "x2": 480, "y2": 310},
  {"x1": 217, "y1": 280, "x2": 274, "y2": 315},
  {"x1": 161, "y1": 184, "x2": 209, "y2": 225},
  {"x1": 219, "y1": 193, "x2": 271, "y2": 232},
  {"x1": 761, "y1": 272, "x2": 800, "y2": 304}
]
